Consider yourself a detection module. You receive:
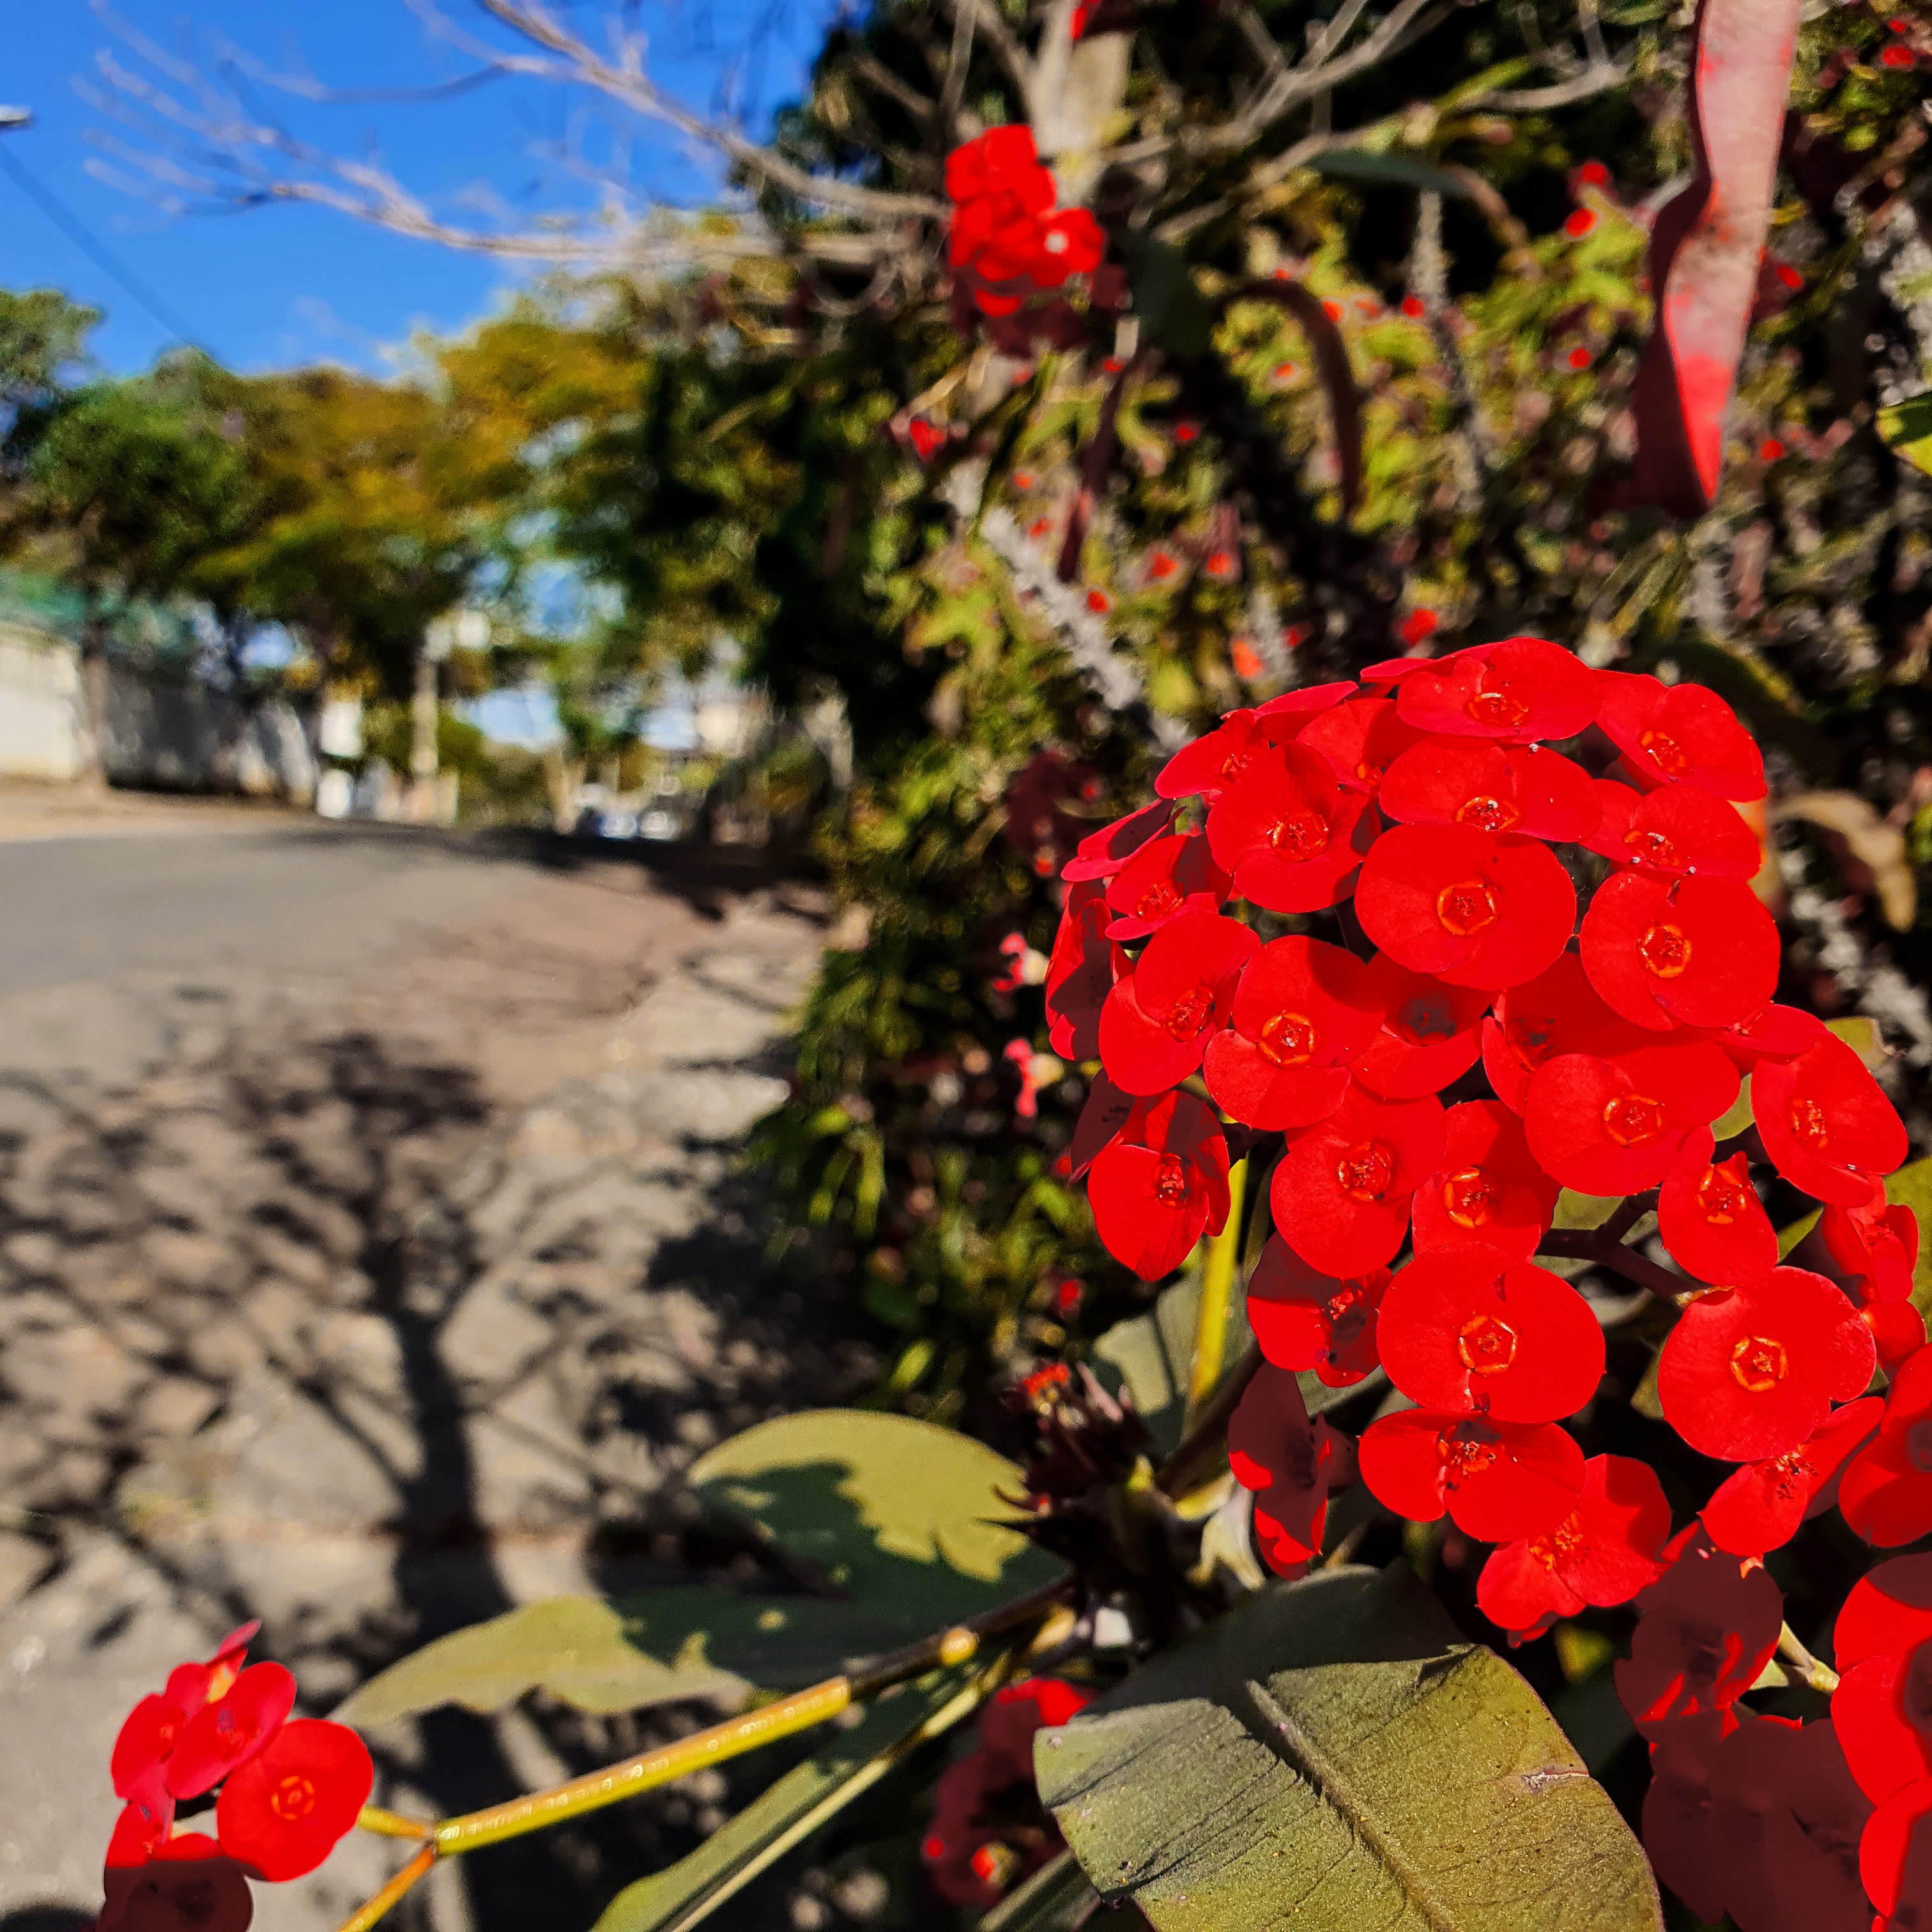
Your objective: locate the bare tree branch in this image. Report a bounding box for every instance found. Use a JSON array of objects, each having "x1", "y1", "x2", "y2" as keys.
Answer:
[{"x1": 931, "y1": 0, "x2": 1034, "y2": 106}]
